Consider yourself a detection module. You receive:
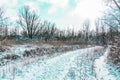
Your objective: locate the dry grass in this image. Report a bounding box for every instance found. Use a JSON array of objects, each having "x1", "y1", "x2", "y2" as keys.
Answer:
[
  {"x1": 0, "y1": 45, "x2": 5, "y2": 50},
  {"x1": 29, "y1": 41, "x2": 88, "y2": 47},
  {"x1": 0, "y1": 45, "x2": 9, "y2": 52},
  {"x1": 0, "y1": 39, "x2": 25, "y2": 52},
  {"x1": 94, "y1": 47, "x2": 105, "y2": 53},
  {"x1": 0, "y1": 38, "x2": 89, "y2": 48},
  {"x1": 44, "y1": 41, "x2": 88, "y2": 46},
  {"x1": 30, "y1": 42, "x2": 44, "y2": 46},
  {"x1": 1, "y1": 39, "x2": 25, "y2": 46}
]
